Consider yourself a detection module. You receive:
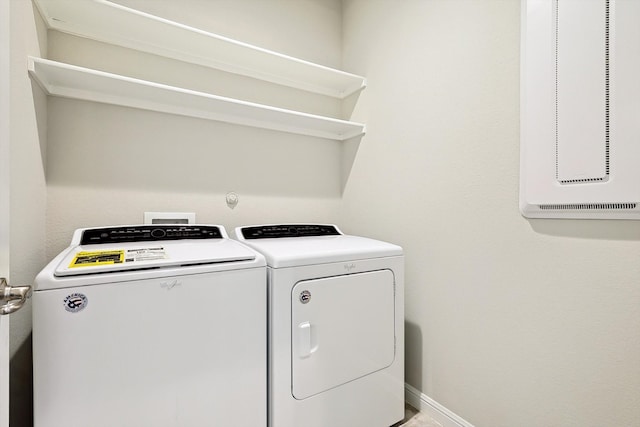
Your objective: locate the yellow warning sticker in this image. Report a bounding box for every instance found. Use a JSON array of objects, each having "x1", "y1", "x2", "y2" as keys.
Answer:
[{"x1": 69, "y1": 250, "x2": 125, "y2": 268}]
